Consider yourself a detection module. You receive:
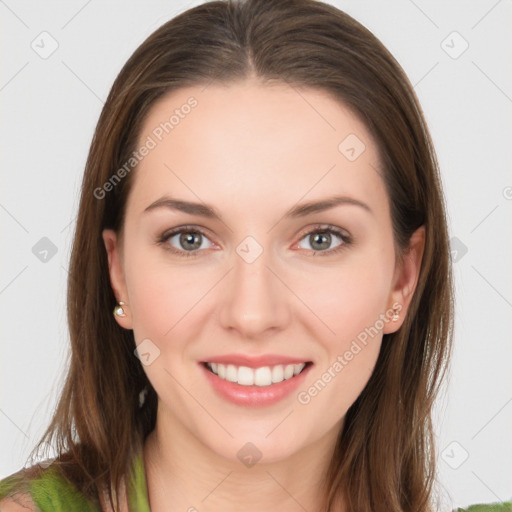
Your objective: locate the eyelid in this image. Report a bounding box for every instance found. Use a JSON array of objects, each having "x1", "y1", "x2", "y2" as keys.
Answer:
[{"x1": 294, "y1": 223, "x2": 351, "y2": 243}]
